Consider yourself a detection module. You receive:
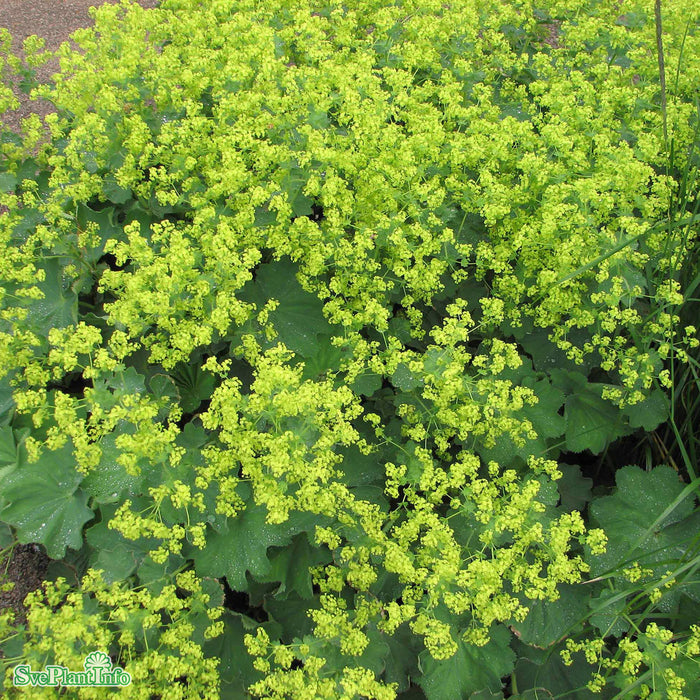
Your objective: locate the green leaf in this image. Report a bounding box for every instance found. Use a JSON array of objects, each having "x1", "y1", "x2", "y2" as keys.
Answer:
[
  {"x1": 588, "y1": 587, "x2": 630, "y2": 638},
  {"x1": 418, "y1": 625, "x2": 515, "y2": 700},
  {"x1": 281, "y1": 164, "x2": 315, "y2": 217},
  {"x1": 0, "y1": 521, "x2": 13, "y2": 550},
  {"x1": 203, "y1": 613, "x2": 265, "y2": 699},
  {"x1": 469, "y1": 691, "x2": 504, "y2": 700},
  {"x1": 190, "y1": 483, "x2": 316, "y2": 590},
  {"x1": 588, "y1": 465, "x2": 699, "y2": 580},
  {"x1": 253, "y1": 533, "x2": 331, "y2": 599},
  {"x1": 24, "y1": 258, "x2": 79, "y2": 336},
  {"x1": 254, "y1": 204, "x2": 278, "y2": 228},
  {"x1": 148, "y1": 373, "x2": 180, "y2": 419},
  {"x1": 88, "y1": 367, "x2": 147, "y2": 422},
  {"x1": 396, "y1": 690, "x2": 429, "y2": 700},
  {"x1": 307, "y1": 107, "x2": 330, "y2": 130},
  {"x1": 531, "y1": 474, "x2": 559, "y2": 508},
  {"x1": 170, "y1": 362, "x2": 216, "y2": 413},
  {"x1": 337, "y1": 444, "x2": 386, "y2": 488},
  {"x1": 121, "y1": 202, "x2": 155, "y2": 240},
  {"x1": 513, "y1": 639, "x2": 615, "y2": 699},
  {"x1": 264, "y1": 592, "x2": 322, "y2": 643},
  {"x1": 102, "y1": 174, "x2": 132, "y2": 204},
  {"x1": 388, "y1": 316, "x2": 415, "y2": 345},
  {"x1": 85, "y1": 520, "x2": 142, "y2": 583},
  {"x1": 299, "y1": 335, "x2": 348, "y2": 380},
  {"x1": 0, "y1": 626, "x2": 26, "y2": 670},
  {"x1": 509, "y1": 584, "x2": 588, "y2": 648},
  {"x1": 105, "y1": 365, "x2": 147, "y2": 396},
  {"x1": 81, "y1": 433, "x2": 142, "y2": 505},
  {"x1": 392, "y1": 363, "x2": 422, "y2": 392},
  {"x1": 149, "y1": 373, "x2": 179, "y2": 400},
  {"x1": 176, "y1": 419, "x2": 211, "y2": 450},
  {"x1": 247, "y1": 257, "x2": 334, "y2": 357},
  {"x1": 10, "y1": 206, "x2": 44, "y2": 242},
  {"x1": 348, "y1": 485, "x2": 389, "y2": 511},
  {"x1": 0, "y1": 373, "x2": 16, "y2": 425},
  {"x1": 384, "y1": 625, "x2": 420, "y2": 694},
  {"x1": 622, "y1": 388, "x2": 669, "y2": 431},
  {"x1": 302, "y1": 626, "x2": 389, "y2": 677},
  {"x1": 476, "y1": 433, "x2": 527, "y2": 471},
  {"x1": 0, "y1": 444, "x2": 94, "y2": 559},
  {"x1": 0, "y1": 172, "x2": 17, "y2": 193},
  {"x1": 516, "y1": 328, "x2": 596, "y2": 374},
  {"x1": 136, "y1": 551, "x2": 186, "y2": 594},
  {"x1": 351, "y1": 372, "x2": 383, "y2": 397},
  {"x1": 564, "y1": 386, "x2": 623, "y2": 454},
  {"x1": 44, "y1": 541, "x2": 91, "y2": 587},
  {"x1": 0, "y1": 426, "x2": 20, "y2": 484},
  {"x1": 556, "y1": 464, "x2": 593, "y2": 512},
  {"x1": 76, "y1": 203, "x2": 124, "y2": 264},
  {"x1": 511, "y1": 690, "x2": 551, "y2": 700},
  {"x1": 520, "y1": 379, "x2": 565, "y2": 439},
  {"x1": 180, "y1": 577, "x2": 226, "y2": 648}
]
